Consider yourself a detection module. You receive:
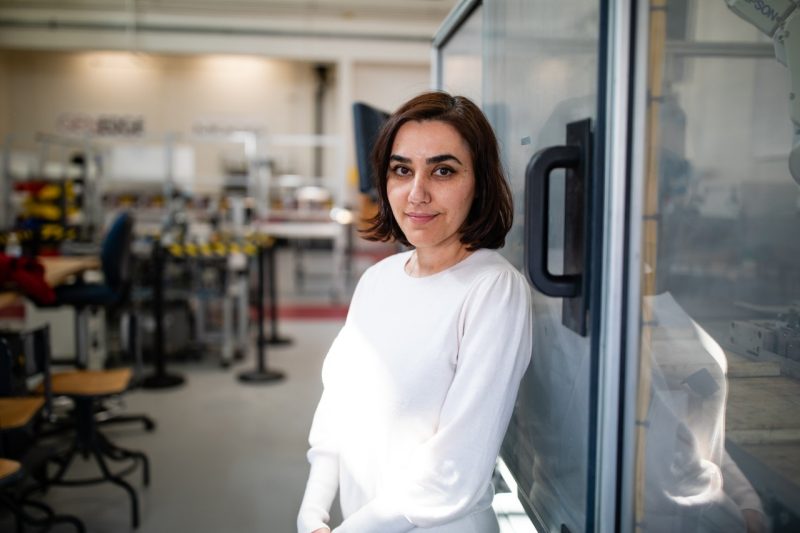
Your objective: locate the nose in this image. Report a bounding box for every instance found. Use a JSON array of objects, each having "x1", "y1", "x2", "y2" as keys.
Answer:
[{"x1": 408, "y1": 173, "x2": 430, "y2": 204}]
